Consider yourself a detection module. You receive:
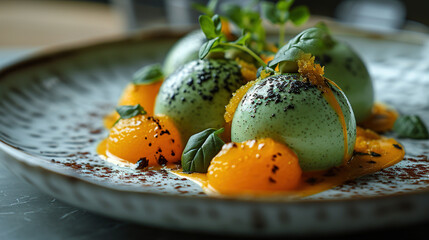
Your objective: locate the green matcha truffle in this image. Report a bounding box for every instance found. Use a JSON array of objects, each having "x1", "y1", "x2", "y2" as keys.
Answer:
[
  {"x1": 163, "y1": 30, "x2": 206, "y2": 76},
  {"x1": 231, "y1": 74, "x2": 357, "y2": 171},
  {"x1": 155, "y1": 59, "x2": 244, "y2": 142},
  {"x1": 270, "y1": 27, "x2": 374, "y2": 123}
]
